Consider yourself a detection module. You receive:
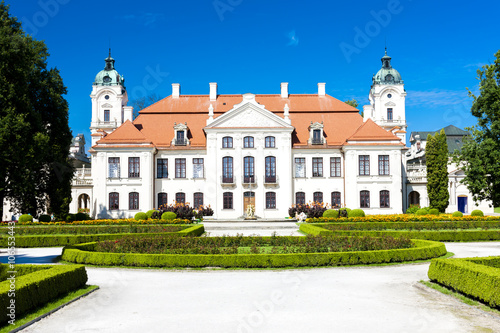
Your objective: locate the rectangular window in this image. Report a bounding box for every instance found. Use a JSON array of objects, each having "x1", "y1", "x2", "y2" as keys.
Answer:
[
  {"x1": 109, "y1": 192, "x2": 119, "y2": 210},
  {"x1": 108, "y1": 157, "x2": 120, "y2": 178},
  {"x1": 244, "y1": 156, "x2": 255, "y2": 183},
  {"x1": 193, "y1": 158, "x2": 204, "y2": 178},
  {"x1": 222, "y1": 157, "x2": 233, "y2": 183},
  {"x1": 104, "y1": 110, "x2": 110, "y2": 122},
  {"x1": 312, "y1": 129, "x2": 322, "y2": 144},
  {"x1": 360, "y1": 190, "x2": 370, "y2": 208},
  {"x1": 265, "y1": 156, "x2": 276, "y2": 183},
  {"x1": 296, "y1": 192, "x2": 305, "y2": 205},
  {"x1": 193, "y1": 192, "x2": 204, "y2": 208},
  {"x1": 359, "y1": 155, "x2": 370, "y2": 176},
  {"x1": 222, "y1": 137, "x2": 233, "y2": 148},
  {"x1": 313, "y1": 192, "x2": 323, "y2": 203},
  {"x1": 331, "y1": 192, "x2": 341, "y2": 208},
  {"x1": 176, "y1": 192, "x2": 185, "y2": 204},
  {"x1": 157, "y1": 159, "x2": 168, "y2": 178},
  {"x1": 175, "y1": 158, "x2": 186, "y2": 178},
  {"x1": 265, "y1": 136, "x2": 275, "y2": 148},
  {"x1": 129, "y1": 192, "x2": 139, "y2": 210},
  {"x1": 223, "y1": 192, "x2": 233, "y2": 209},
  {"x1": 378, "y1": 155, "x2": 390, "y2": 175},
  {"x1": 244, "y1": 136, "x2": 254, "y2": 148},
  {"x1": 266, "y1": 192, "x2": 276, "y2": 209},
  {"x1": 312, "y1": 158, "x2": 323, "y2": 177},
  {"x1": 176, "y1": 131, "x2": 186, "y2": 145},
  {"x1": 128, "y1": 157, "x2": 140, "y2": 178},
  {"x1": 294, "y1": 158, "x2": 306, "y2": 178},
  {"x1": 387, "y1": 108, "x2": 393, "y2": 121},
  {"x1": 380, "y1": 190, "x2": 390, "y2": 208},
  {"x1": 157, "y1": 192, "x2": 168, "y2": 208},
  {"x1": 330, "y1": 157, "x2": 341, "y2": 177}
]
